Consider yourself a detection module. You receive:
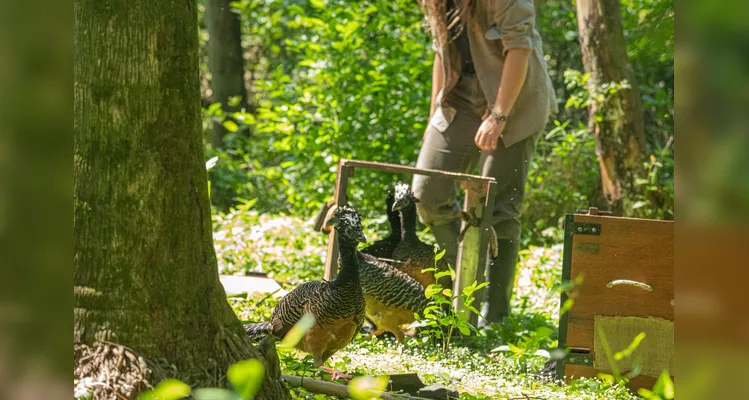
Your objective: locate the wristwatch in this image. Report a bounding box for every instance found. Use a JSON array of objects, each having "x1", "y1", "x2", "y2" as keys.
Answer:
[{"x1": 490, "y1": 109, "x2": 508, "y2": 123}]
